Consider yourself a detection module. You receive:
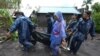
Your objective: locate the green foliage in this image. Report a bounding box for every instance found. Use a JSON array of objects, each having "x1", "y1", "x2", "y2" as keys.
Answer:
[
  {"x1": 0, "y1": 9, "x2": 18, "y2": 41},
  {"x1": 0, "y1": 21, "x2": 3, "y2": 28},
  {"x1": 0, "y1": 0, "x2": 21, "y2": 9},
  {"x1": 92, "y1": 2, "x2": 100, "y2": 12},
  {"x1": 92, "y1": 2, "x2": 100, "y2": 33},
  {"x1": 0, "y1": 9, "x2": 13, "y2": 28},
  {"x1": 92, "y1": 13, "x2": 100, "y2": 33}
]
